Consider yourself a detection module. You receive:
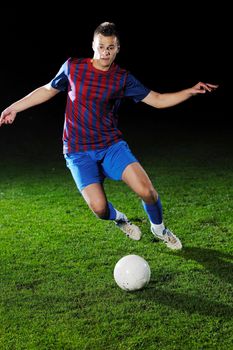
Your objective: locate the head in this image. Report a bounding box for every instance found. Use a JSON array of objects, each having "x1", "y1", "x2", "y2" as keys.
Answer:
[{"x1": 92, "y1": 22, "x2": 120, "y2": 71}]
